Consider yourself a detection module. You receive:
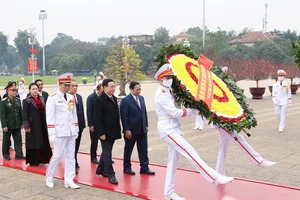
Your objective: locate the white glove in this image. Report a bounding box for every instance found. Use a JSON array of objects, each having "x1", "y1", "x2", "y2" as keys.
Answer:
[
  {"x1": 49, "y1": 135, "x2": 56, "y2": 145},
  {"x1": 273, "y1": 100, "x2": 277, "y2": 105},
  {"x1": 192, "y1": 109, "x2": 199, "y2": 115},
  {"x1": 75, "y1": 133, "x2": 78, "y2": 139}
]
